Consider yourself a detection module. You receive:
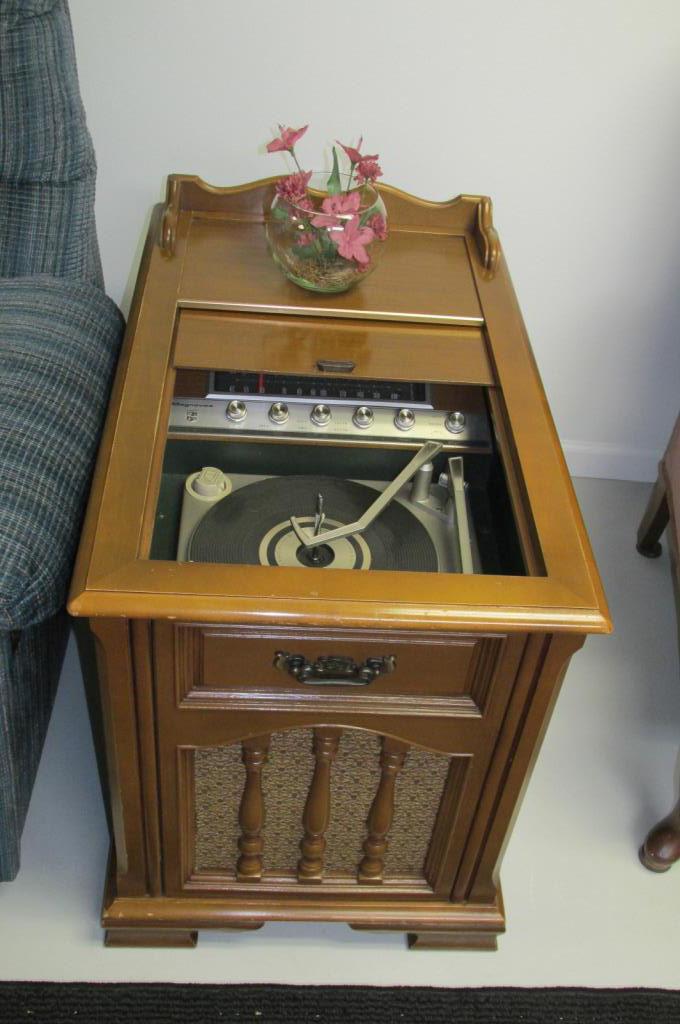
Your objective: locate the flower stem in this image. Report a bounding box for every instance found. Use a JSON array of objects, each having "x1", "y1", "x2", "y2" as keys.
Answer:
[
  {"x1": 289, "y1": 147, "x2": 305, "y2": 175},
  {"x1": 296, "y1": 212, "x2": 326, "y2": 258}
]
